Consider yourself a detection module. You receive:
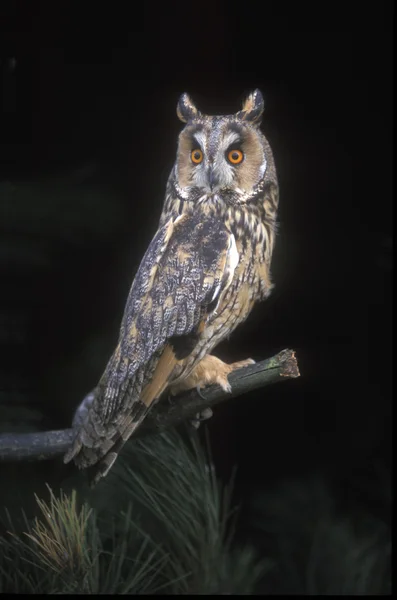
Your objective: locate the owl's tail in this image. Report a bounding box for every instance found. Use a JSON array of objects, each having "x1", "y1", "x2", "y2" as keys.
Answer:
[
  {"x1": 64, "y1": 345, "x2": 178, "y2": 486},
  {"x1": 88, "y1": 406, "x2": 149, "y2": 486}
]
